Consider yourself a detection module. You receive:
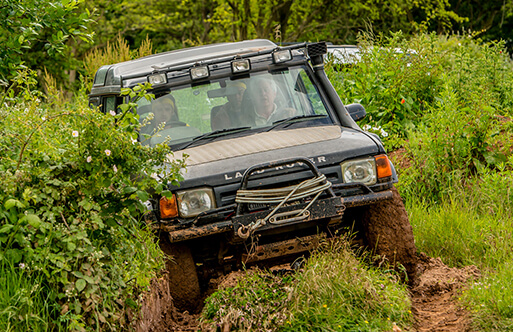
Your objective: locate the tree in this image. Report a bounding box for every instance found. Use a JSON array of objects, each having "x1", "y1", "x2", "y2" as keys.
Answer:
[{"x1": 0, "y1": 0, "x2": 93, "y2": 89}]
